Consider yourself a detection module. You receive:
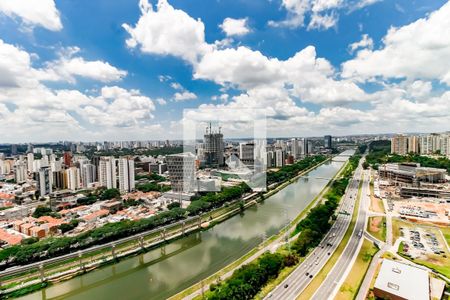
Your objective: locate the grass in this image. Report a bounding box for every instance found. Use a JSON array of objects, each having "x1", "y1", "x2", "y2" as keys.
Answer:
[
  {"x1": 440, "y1": 226, "x2": 450, "y2": 246},
  {"x1": 297, "y1": 174, "x2": 364, "y2": 300},
  {"x1": 335, "y1": 238, "x2": 378, "y2": 300},
  {"x1": 170, "y1": 158, "x2": 344, "y2": 300},
  {"x1": 392, "y1": 218, "x2": 450, "y2": 279},
  {"x1": 366, "y1": 216, "x2": 386, "y2": 242}
]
